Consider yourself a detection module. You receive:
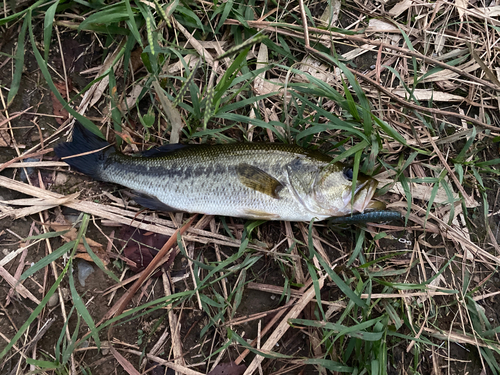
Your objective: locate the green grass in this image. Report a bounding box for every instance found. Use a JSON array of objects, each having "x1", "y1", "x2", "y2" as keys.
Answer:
[{"x1": 1, "y1": 0, "x2": 500, "y2": 374}]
